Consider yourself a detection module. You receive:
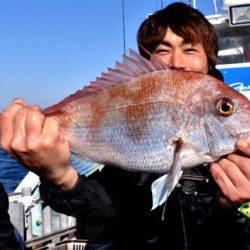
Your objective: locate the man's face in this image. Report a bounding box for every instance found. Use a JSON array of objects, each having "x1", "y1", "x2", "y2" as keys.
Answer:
[{"x1": 153, "y1": 28, "x2": 209, "y2": 74}]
